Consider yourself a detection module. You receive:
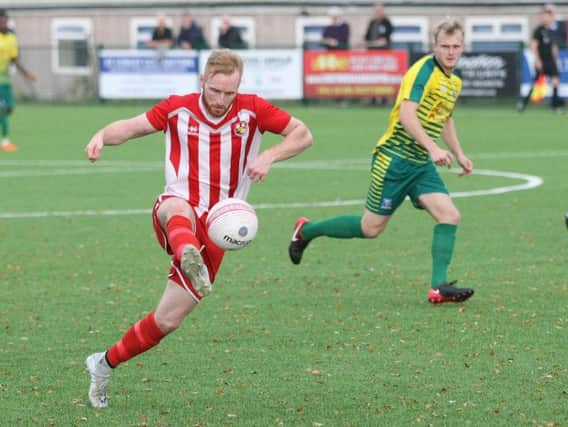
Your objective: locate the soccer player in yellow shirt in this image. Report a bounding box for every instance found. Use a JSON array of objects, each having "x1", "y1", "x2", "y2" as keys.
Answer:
[
  {"x1": 0, "y1": 9, "x2": 35, "y2": 152},
  {"x1": 289, "y1": 17, "x2": 475, "y2": 304}
]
